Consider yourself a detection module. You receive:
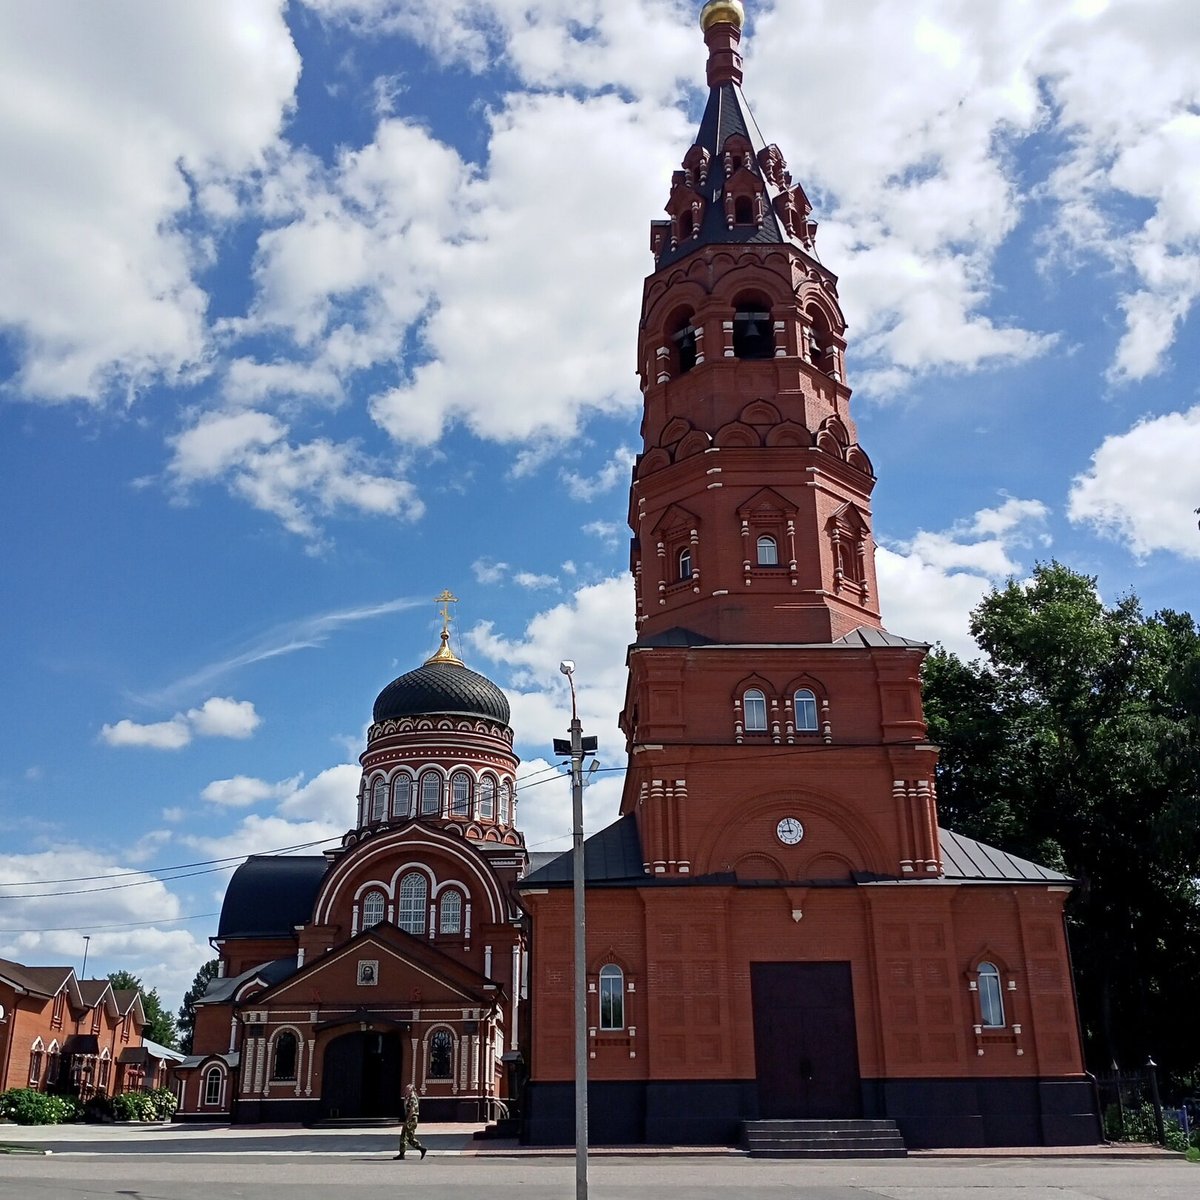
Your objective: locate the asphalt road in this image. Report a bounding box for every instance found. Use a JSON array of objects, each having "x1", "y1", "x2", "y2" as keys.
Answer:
[{"x1": 0, "y1": 1154, "x2": 1196, "y2": 1200}]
